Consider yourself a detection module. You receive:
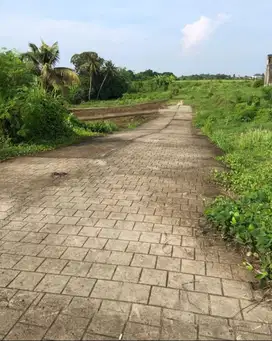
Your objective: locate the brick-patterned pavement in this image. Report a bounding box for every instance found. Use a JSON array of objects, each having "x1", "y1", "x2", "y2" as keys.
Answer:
[{"x1": 0, "y1": 105, "x2": 271, "y2": 340}]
